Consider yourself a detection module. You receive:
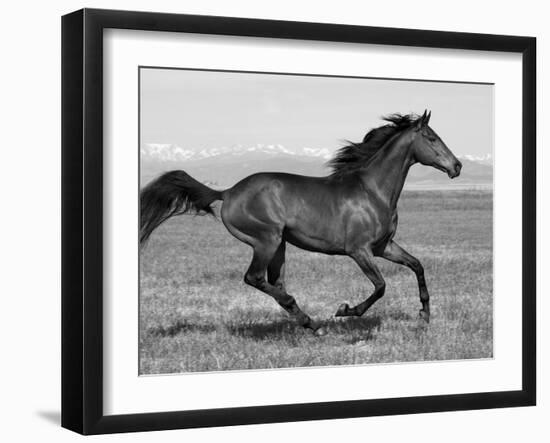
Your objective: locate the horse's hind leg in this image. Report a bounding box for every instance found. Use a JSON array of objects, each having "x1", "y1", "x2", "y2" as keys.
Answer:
[
  {"x1": 336, "y1": 248, "x2": 386, "y2": 317},
  {"x1": 382, "y1": 240, "x2": 430, "y2": 322},
  {"x1": 245, "y1": 240, "x2": 323, "y2": 334},
  {"x1": 267, "y1": 241, "x2": 286, "y2": 291}
]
